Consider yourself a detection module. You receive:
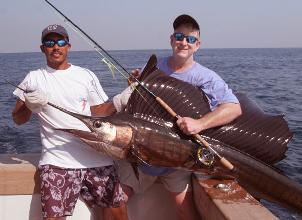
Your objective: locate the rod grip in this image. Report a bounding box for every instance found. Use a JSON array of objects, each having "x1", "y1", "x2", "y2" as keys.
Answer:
[
  {"x1": 220, "y1": 157, "x2": 234, "y2": 171},
  {"x1": 156, "y1": 96, "x2": 234, "y2": 171},
  {"x1": 156, "y1": 97, "x2": 177, "y2": 117},
  {"x1": 193, "y1": 134, "x2": 209, "y2": 147}
]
